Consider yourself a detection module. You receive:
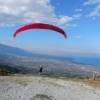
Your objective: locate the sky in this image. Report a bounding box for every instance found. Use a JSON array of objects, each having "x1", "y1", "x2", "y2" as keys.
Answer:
[{"x1": 0, "y1": 0, "x2": 100, "y2": 57}]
